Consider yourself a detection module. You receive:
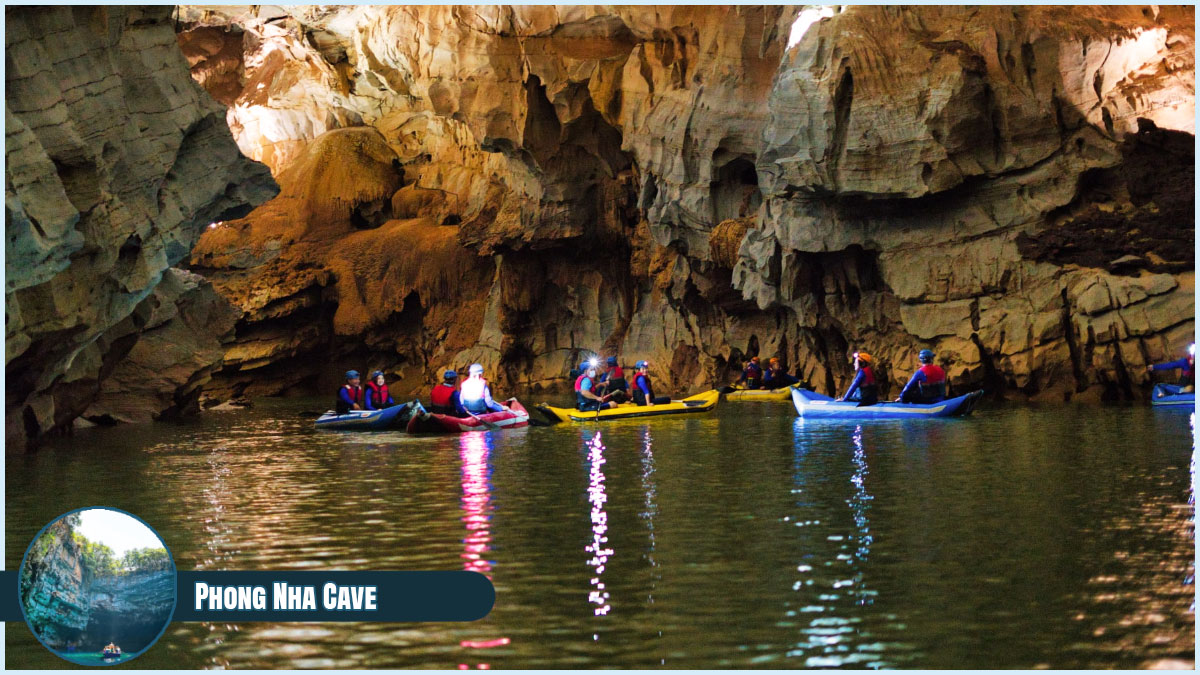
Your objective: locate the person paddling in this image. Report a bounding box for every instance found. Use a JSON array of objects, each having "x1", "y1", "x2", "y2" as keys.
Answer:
[
  {"x1": 837, "y1": 352, "x2": 878, "y2": 406},
  {"x1": 632, "y1": 360, "x2": 671, "y2": 406},
  {"x1": 1148, "y1": 343, "x2": 1196, "y2": 393},
  {"x1": 336, "y1": 370, "x2": 364, "y2": 414},
  {"x1": 735, "y1": 356, "x2": 763, "y2": 389},
  {"x1": 364, "y1": 370, "x2": 395, "y2": 410},
  {"x1": 763, "y1": 357, "x2": 799, "y2": 389},
  {"x1": 896, "y1": 349, "x2": 947, "y2": 403},
  {"x1": 599, "y1": 356, "x2": 629, "y2": 403},
  {"x1": 459, "y1": 363, "x2": 510, "y2": 415},
  {"x1": 577, "y1": 362, "x2": 616, "y2": 412},
  {"x1": 430, "y1": 370, "x2": 465, "y2": 416}
]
